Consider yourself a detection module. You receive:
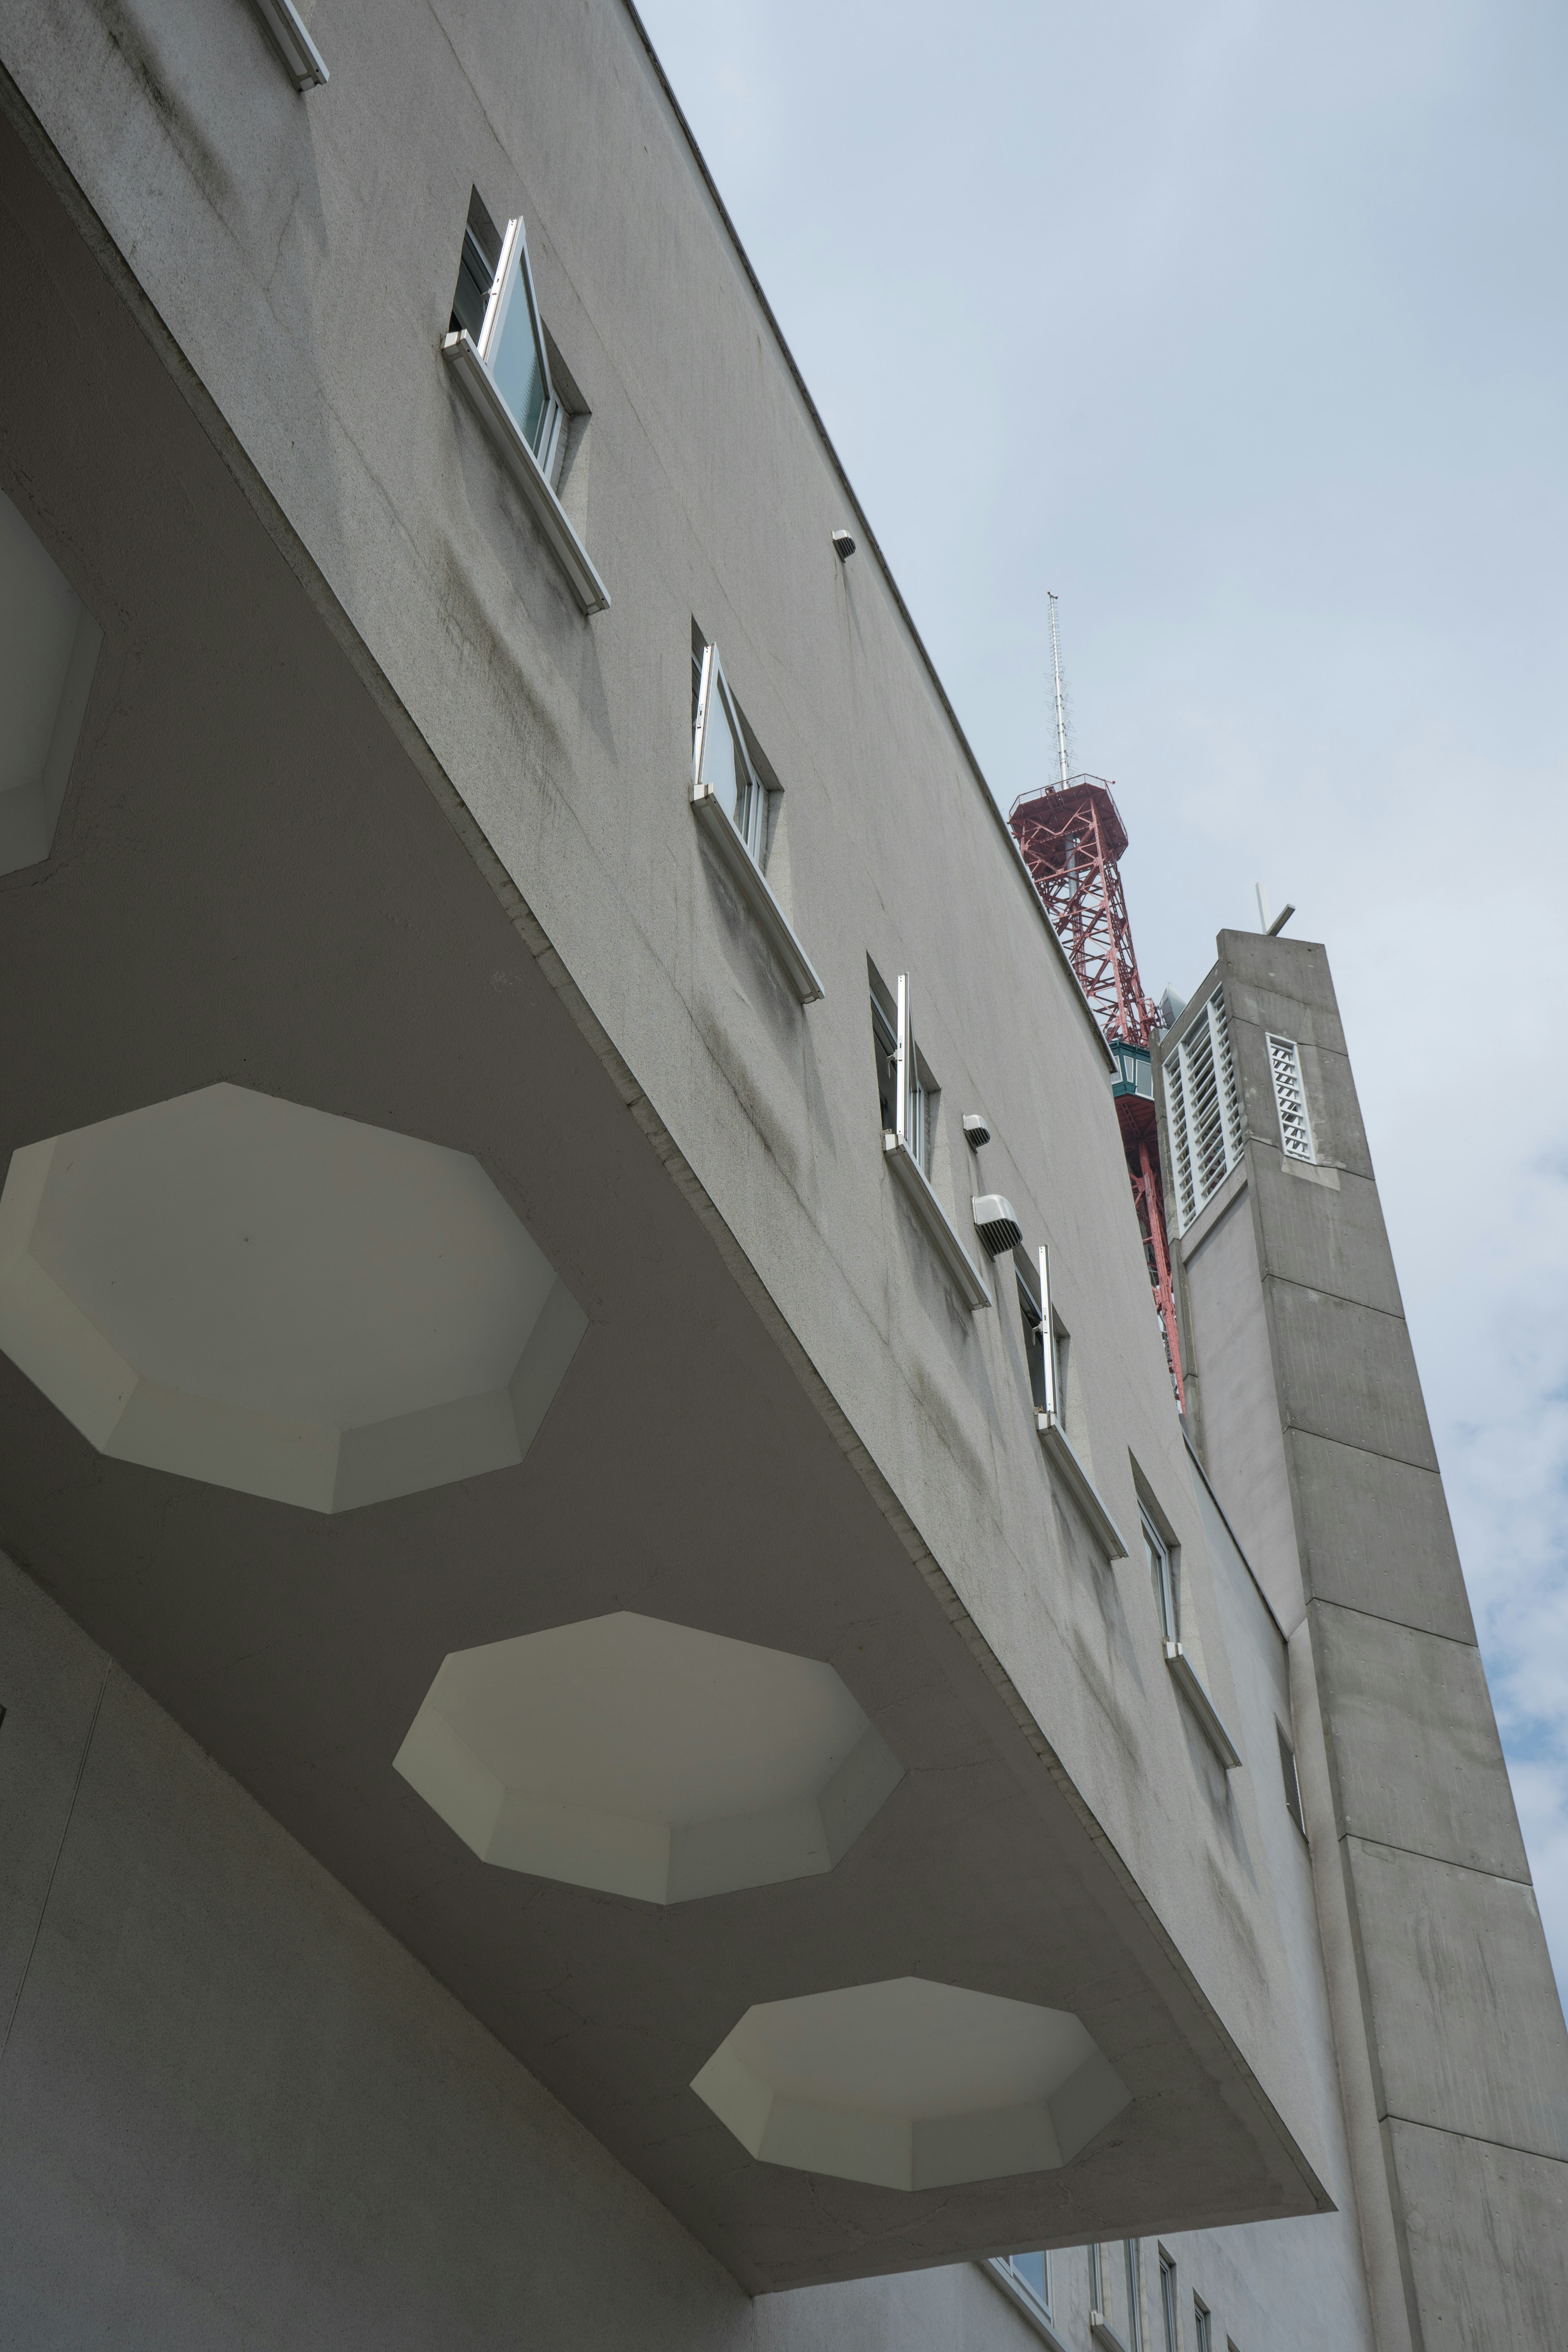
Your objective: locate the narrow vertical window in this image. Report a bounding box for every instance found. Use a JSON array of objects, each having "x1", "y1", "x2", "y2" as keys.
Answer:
[
  {"x1": 1159, "y1": 2250, "x2": 1179, "y2": 2352},
  {"x1": 1089, "y1": 2241, "x2": 1105, "y2": 2316},
  {"x1": 1143, "y1": 1506, "x2": 1178, "y2": 1644},
  {"x1": 1194, "y1": 2296, "x2": 1213, "y2": 2352},
  {"x1": 872, "y1": 973, "x2": 935, "y2": 1179},
  {"x1": 995, "y1": 2250, "x2": 1051, "y2": 2317},
  {"x1": 693, "y1": 643, "x2": 768, "y2": 866},
  {"x1": 1266, "y1": 1033, "x2": 1315, "y2": 1163},
  {"x1": 1016, "y1": 1257, "x2": 1049, "y2": 1414},
  {"x1": 1278, "y1": 1723, "x2": 1307, "y2": 1837},
  {"x1": 1125, "y1": 2241, "x2": 1144, "y2": 2352}
]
